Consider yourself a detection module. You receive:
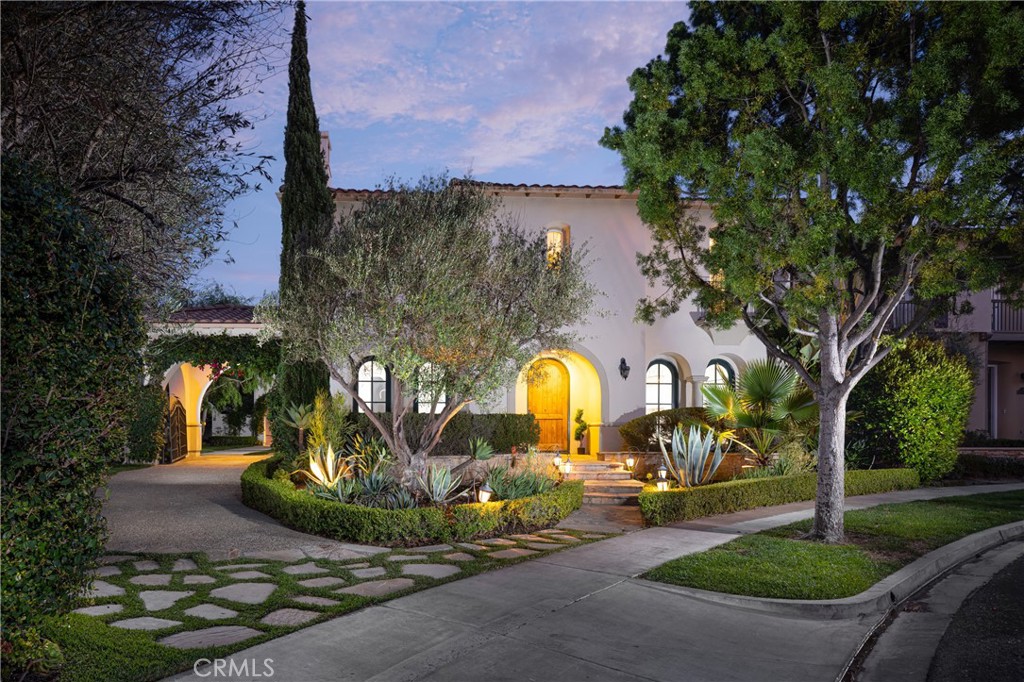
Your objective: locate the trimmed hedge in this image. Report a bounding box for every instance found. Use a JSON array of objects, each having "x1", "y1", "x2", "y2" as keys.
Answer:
[
  {"x1": 241, "y1": 459, "x2": 582, "y2": 546},
  {"x1": 349, "y1": 412, "x2": 540, "y2": 458},
  {"x1": 125, "y1": 383, "x2": 167, "y2": 463},
  {"x1": 205, "y1": 435, "x2": 262, "y2": 448},
  {"x1": 638, "y1": 469, "x2": 921, "y2": 526},
  {"x1": 619, "y1": 407, "x2": 709, "y2": 451},
  {"x1": 956, "y1": 454, "x2": 1024, "y2": 479}
]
